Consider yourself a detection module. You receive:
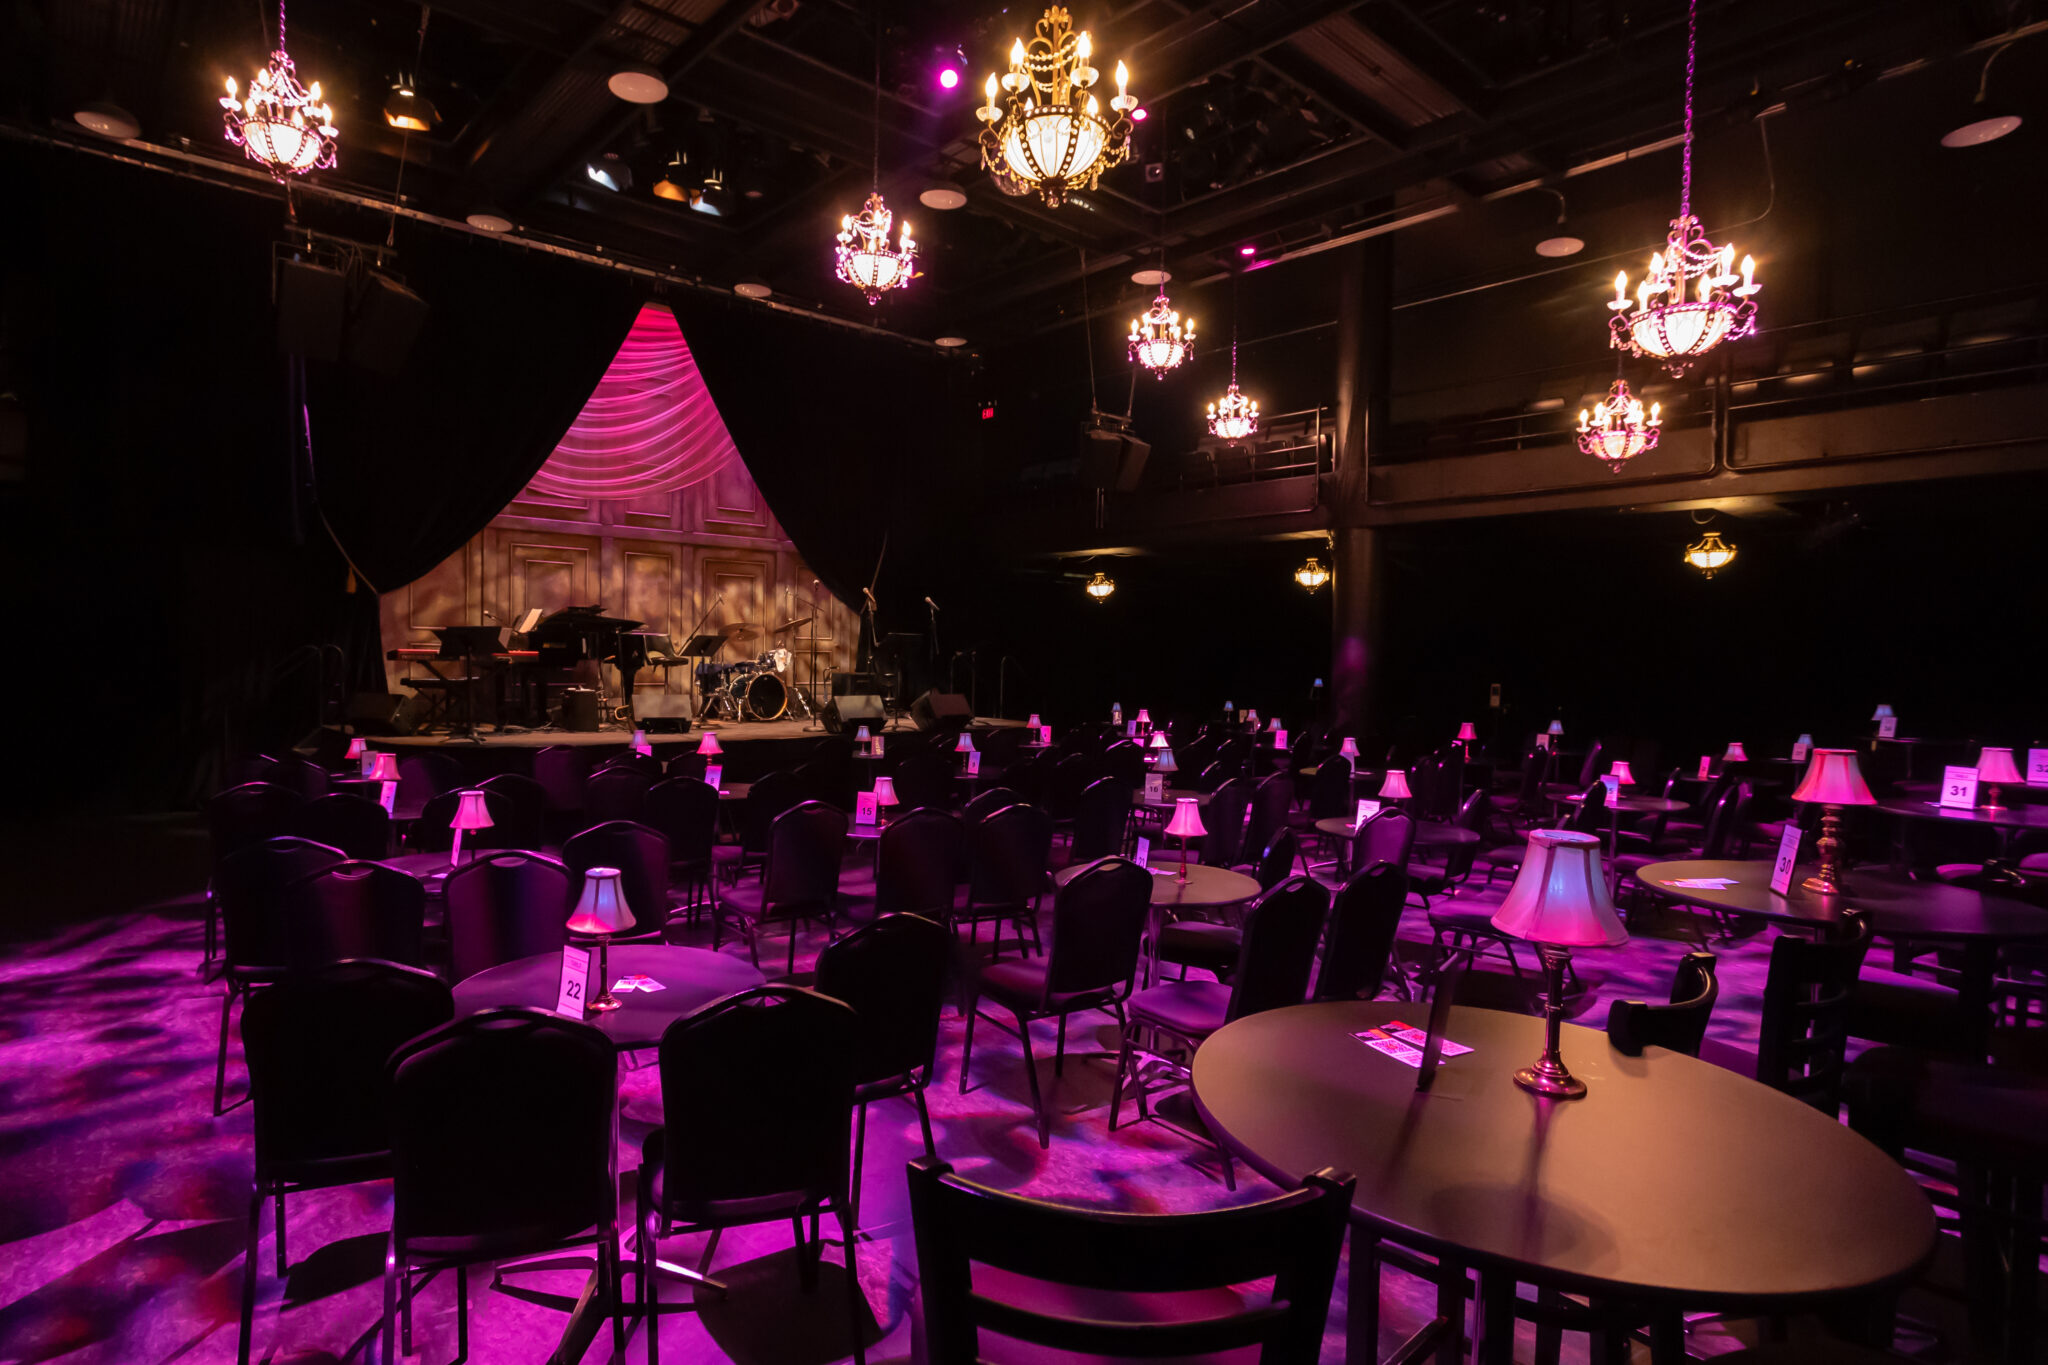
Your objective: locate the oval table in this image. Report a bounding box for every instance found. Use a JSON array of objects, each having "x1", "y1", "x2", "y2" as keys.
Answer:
[
  {"x1": 1053, "y1": 860, "x2": 1260, "y2": 986},
  {"x1": 1313, "y1": 816, "x2": 1477, "y2": 877},
  {"x1": 1192, "y1": 1001, "x2": 1936, "y2": 1364},
  {"x1": 453, "y1": 944, "x2": 765, "y2": 1050},
  {"x1": 1877, "y1": 796, "x2": 2048, "y2": 860}
]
